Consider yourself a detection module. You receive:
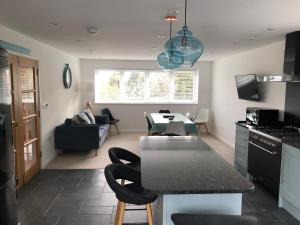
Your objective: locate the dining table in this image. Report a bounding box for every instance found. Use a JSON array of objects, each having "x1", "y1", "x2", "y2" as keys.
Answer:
[
  {"x1": 140, "y1": 136, "x2": 254, "y2": 225},
  {"x1": 148, "y1": 113, "x2": 198, "y2": 135}
]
